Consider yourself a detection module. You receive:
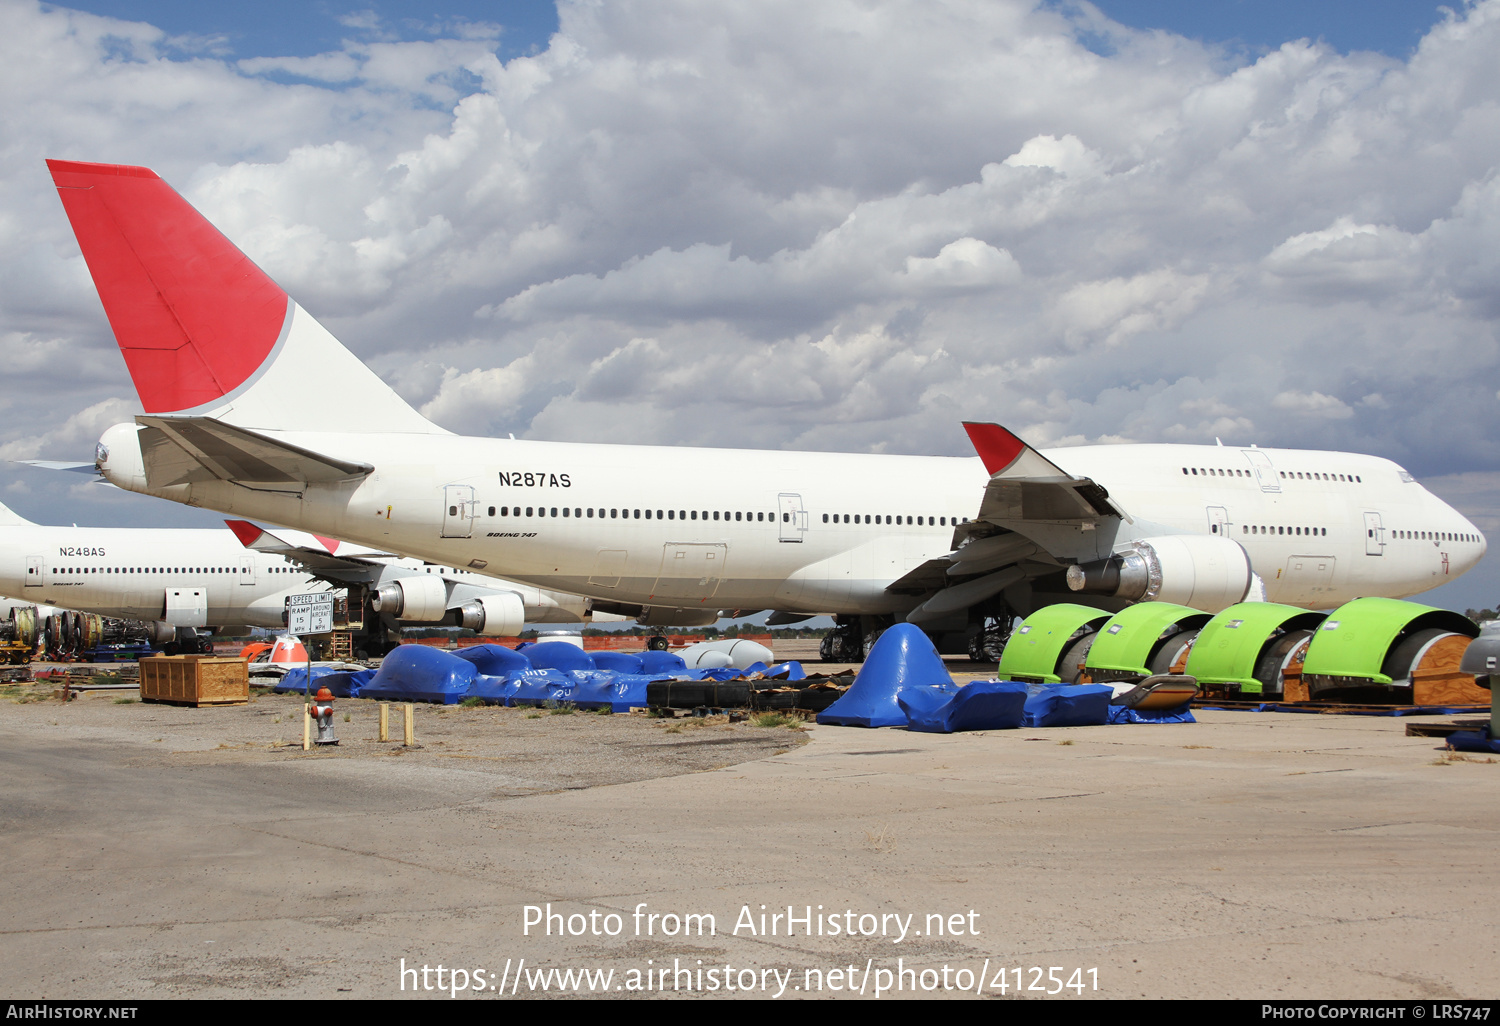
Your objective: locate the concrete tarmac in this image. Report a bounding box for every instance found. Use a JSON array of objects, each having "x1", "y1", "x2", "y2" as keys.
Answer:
[{"x1": 0, "y1": 692, "x2": 1495, "y2": 1000}]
